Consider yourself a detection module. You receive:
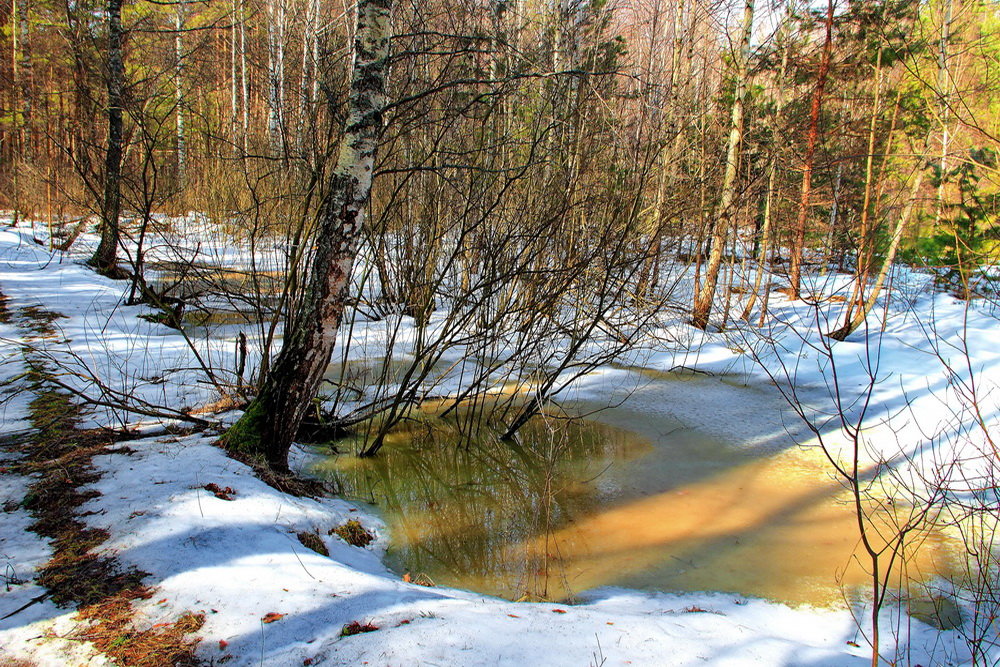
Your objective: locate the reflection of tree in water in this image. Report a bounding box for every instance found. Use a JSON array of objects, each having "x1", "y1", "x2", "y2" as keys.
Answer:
[{"x1": 325, "y1": 413, "x2": 648, "y2": 601}]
